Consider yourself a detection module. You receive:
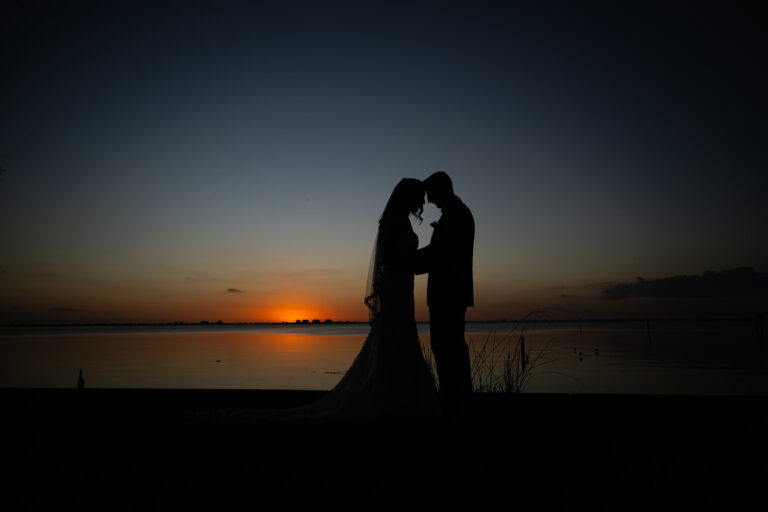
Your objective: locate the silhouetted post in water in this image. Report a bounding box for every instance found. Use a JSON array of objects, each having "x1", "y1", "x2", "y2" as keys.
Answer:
[
  {"x1": 77, "y1": 369, "x2": 84, "y2": 390},
  {"x1": 520, "y1": 336, "x2": 526, "y2": 373},
  {"x1": 757, "y1": 314, "x2": 765, "y2": 347},
  {"x1": 646, "y1": 319, "x2": 652, "y2": 344}
]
